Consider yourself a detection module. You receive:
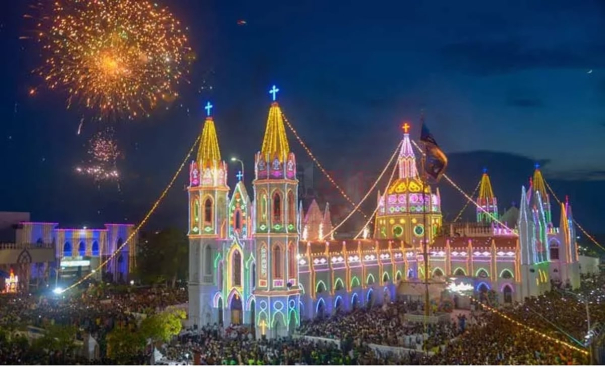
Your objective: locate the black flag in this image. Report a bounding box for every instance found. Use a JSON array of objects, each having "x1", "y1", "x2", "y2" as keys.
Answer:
[{"x1": 420, "y1": 120, "x2": 448, "y2": 182}]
